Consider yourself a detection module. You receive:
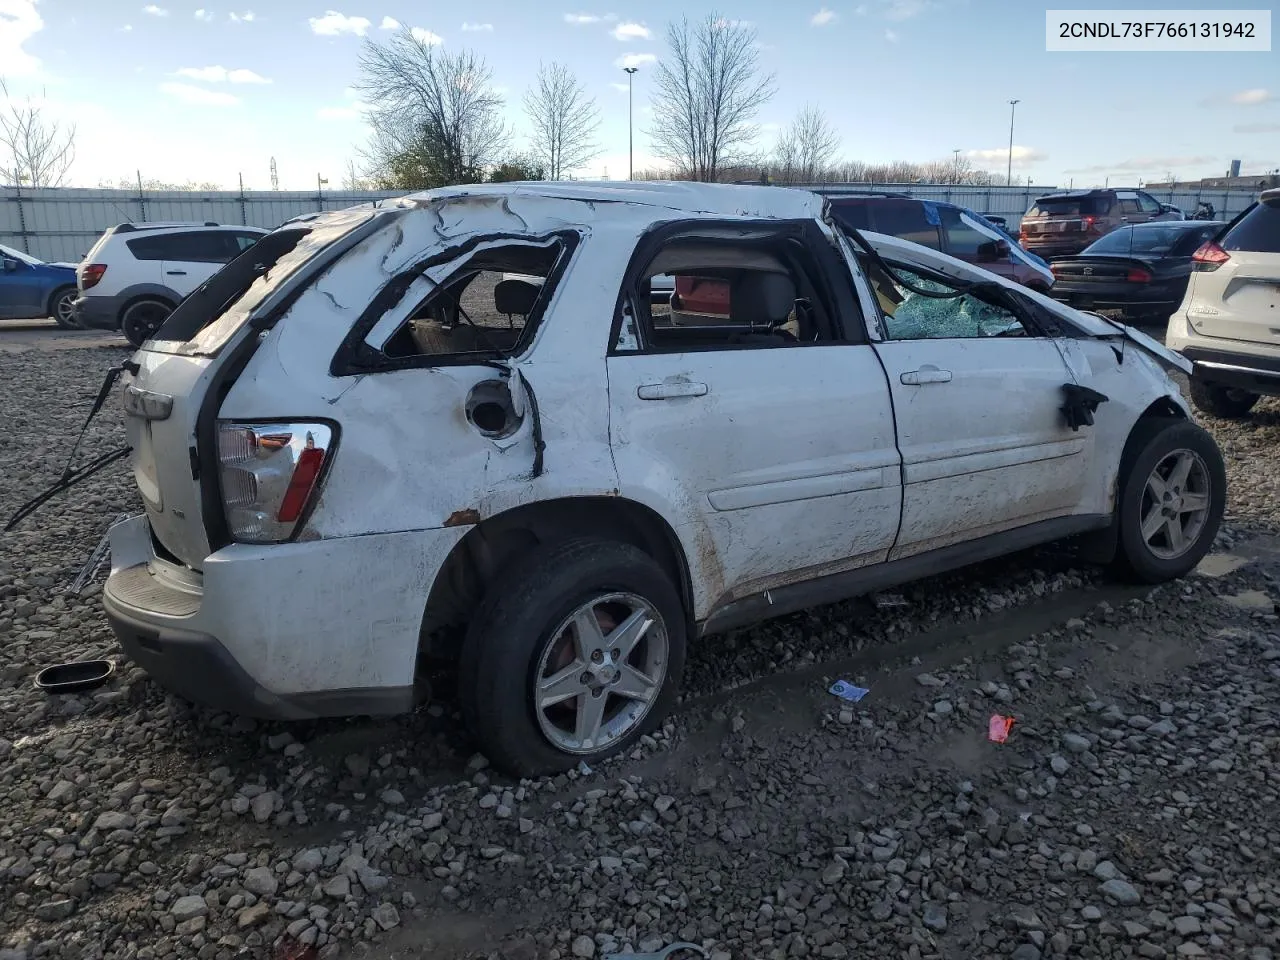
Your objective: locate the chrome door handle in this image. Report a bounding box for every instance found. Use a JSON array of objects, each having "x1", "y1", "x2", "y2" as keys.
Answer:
[
  {"x1": 166, "y1": 270, "x2": 187, "y2": 275},
  {"x1": 637, "y1": 381, "x2": 709, "y2": 400},
  {"x1": 900, "y1": 366, "x2": 952, "y2": 385}
]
